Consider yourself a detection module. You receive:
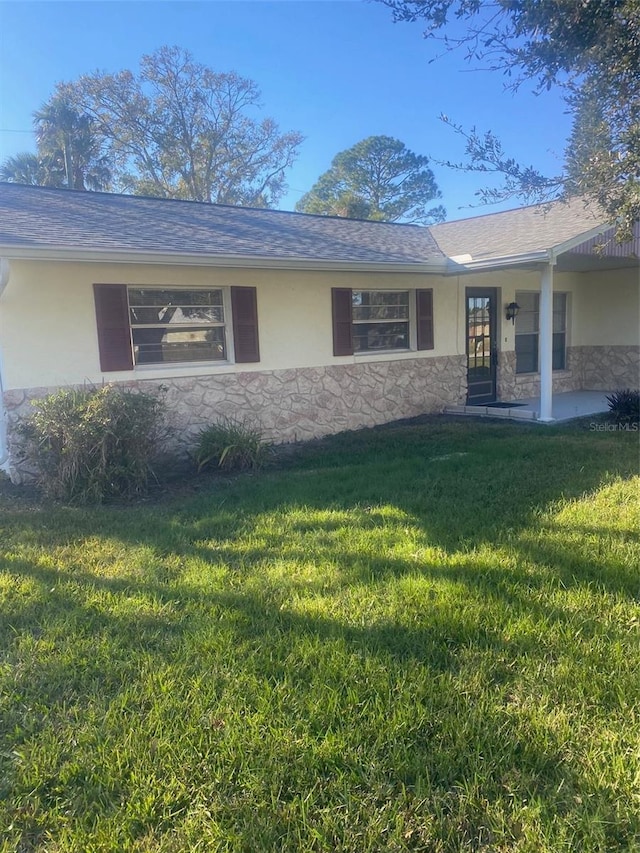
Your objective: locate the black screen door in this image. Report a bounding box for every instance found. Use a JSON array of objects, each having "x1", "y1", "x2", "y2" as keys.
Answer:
[{"x1": 466, "y1": 288, "x2": 497, "y2": 405}]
